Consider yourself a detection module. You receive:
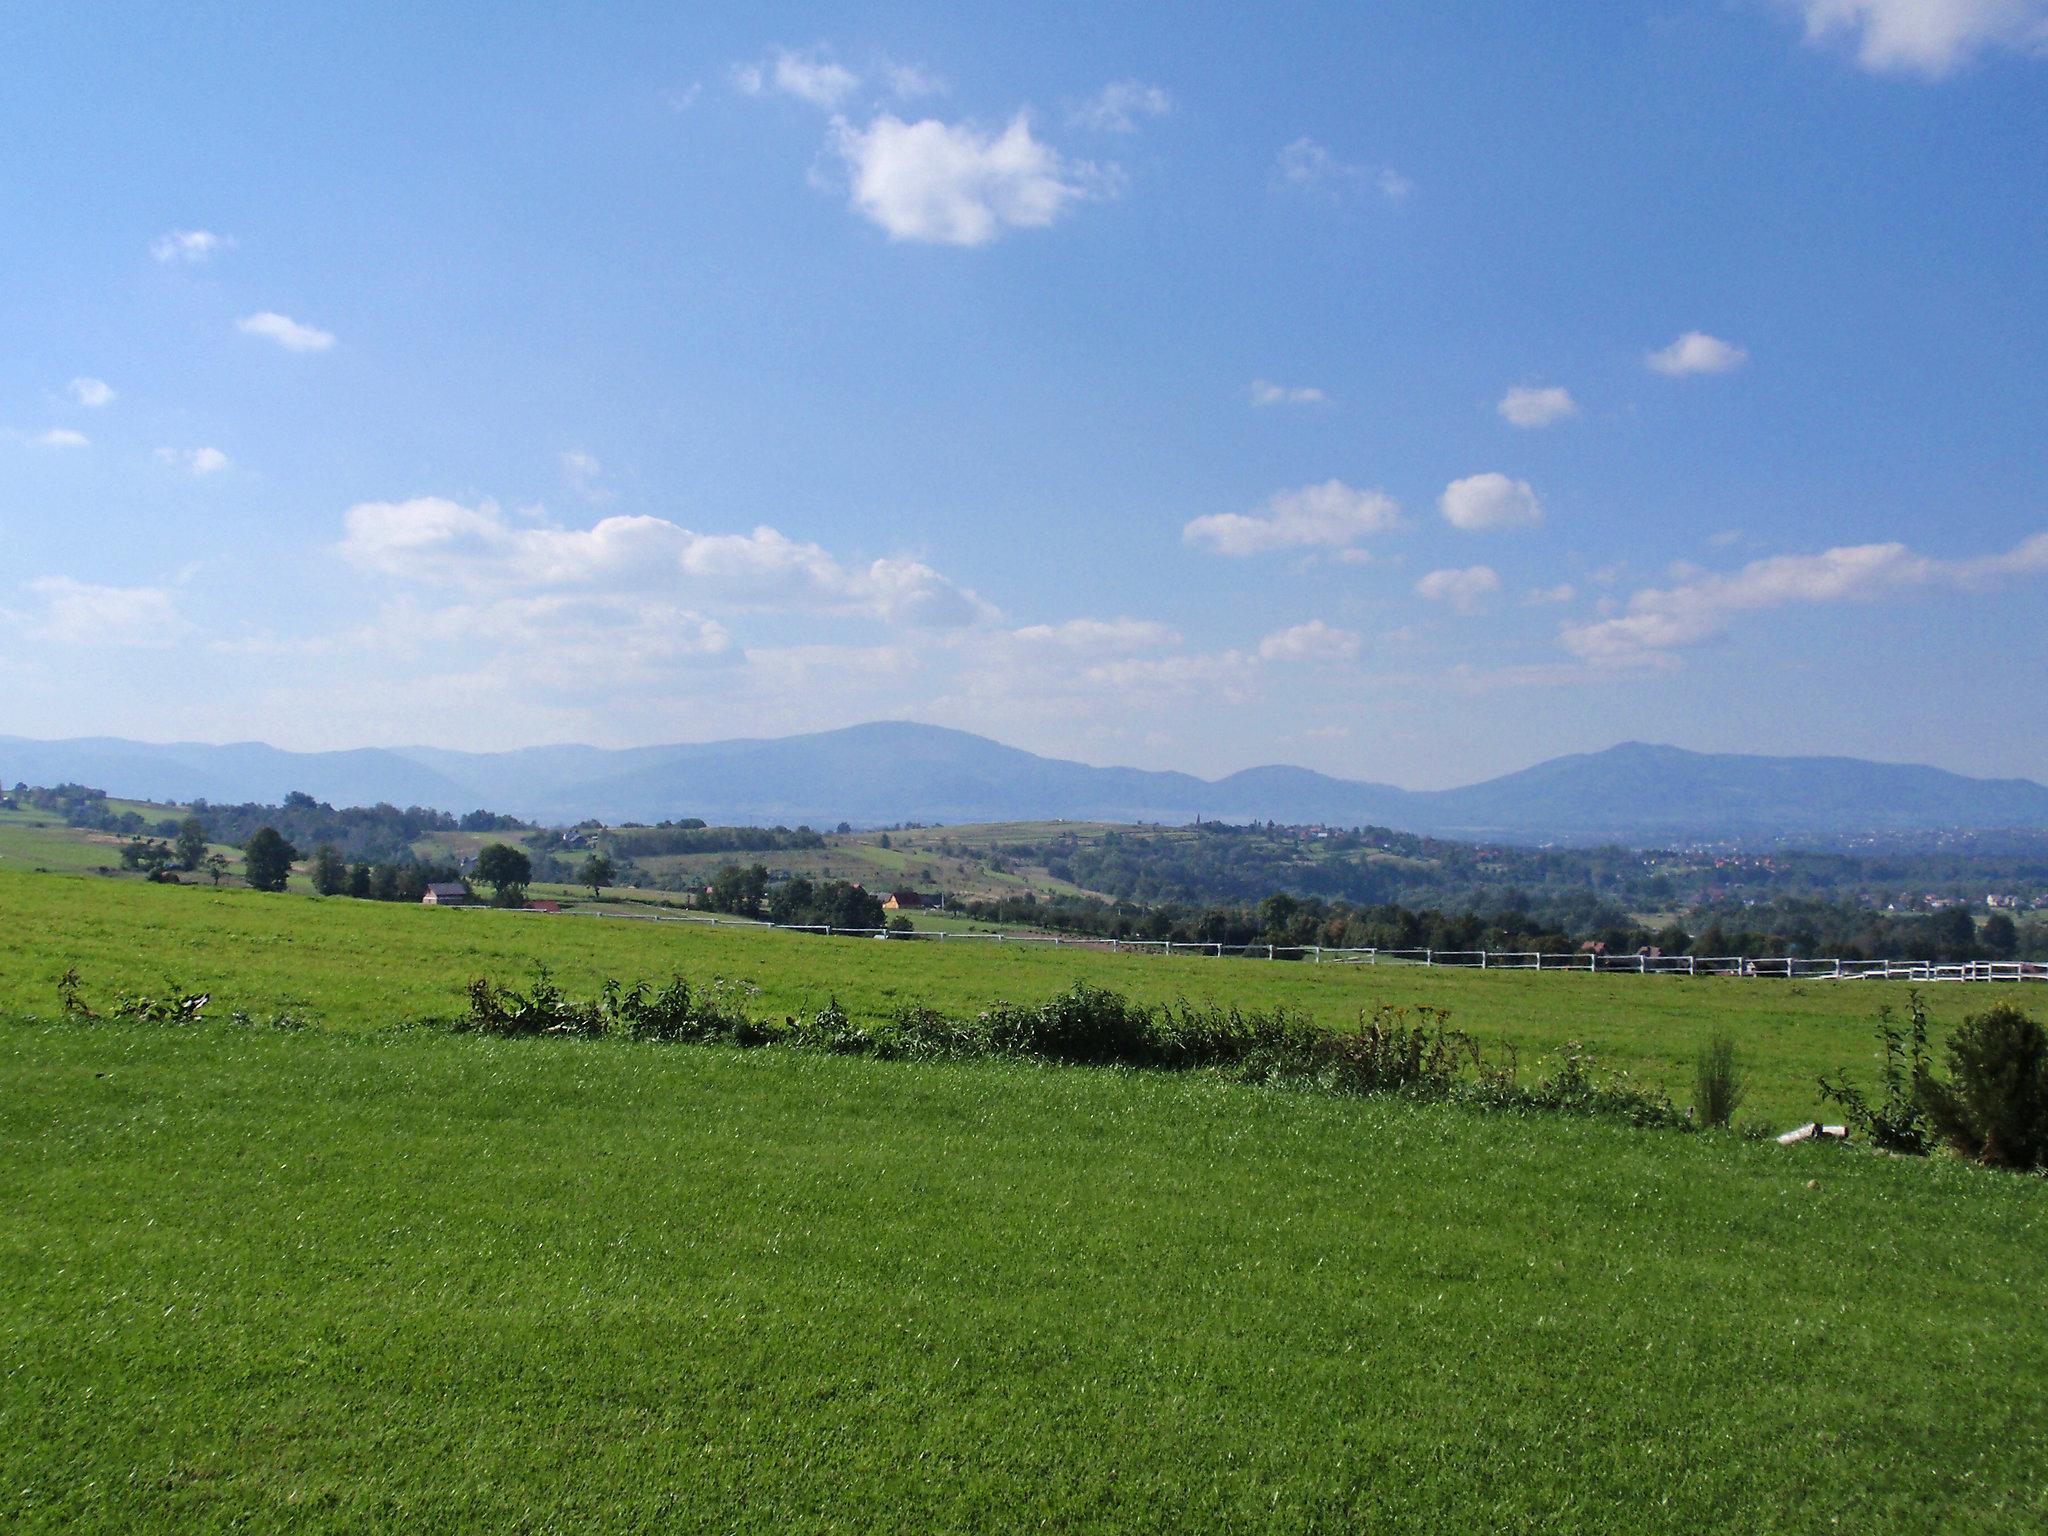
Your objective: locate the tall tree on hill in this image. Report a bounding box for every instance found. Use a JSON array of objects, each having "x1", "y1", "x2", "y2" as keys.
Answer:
[
  {"x1": 174, "y1": 816, "x2": 209, "y2": 871},
  {"x1": 474, "y1": 842, "x2": 532, "y2": 907},
  {"x1": 578, "y1": 852, "x2": 616, "y2": 900},
  {"x1": 203, "y1": 852, "x2": 230, "y2": 887},
  {"x1": 310, "y1": 844, "x2": 349, "y2": 897},
  {"x1": 243, "y1": 827, "x2": 298, "y2": 893}
]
